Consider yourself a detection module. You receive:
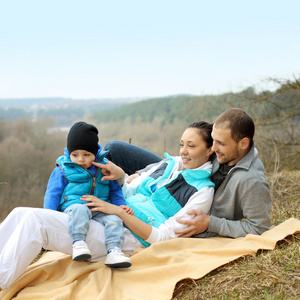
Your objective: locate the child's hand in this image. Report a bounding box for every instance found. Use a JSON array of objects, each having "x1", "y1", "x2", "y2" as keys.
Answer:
[
  {"x1": 125, "y1": 173, "x2": 139, "y2": 184},
  {"x1": 120, "y1": 205, "x2": 134, "y2": 215}
]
